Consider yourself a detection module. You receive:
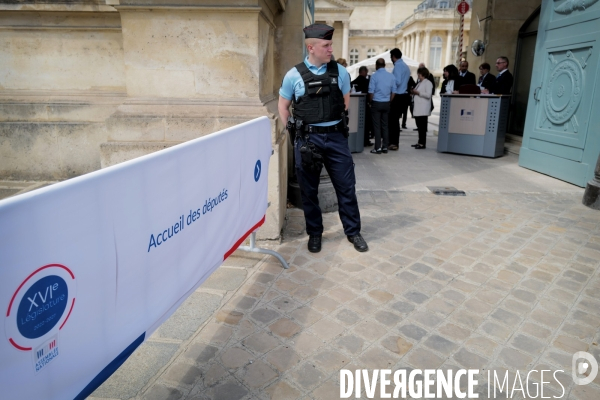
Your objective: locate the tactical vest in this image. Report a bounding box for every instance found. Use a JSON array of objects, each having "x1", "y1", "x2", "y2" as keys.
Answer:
[{"x1": 292, "y1": 61, "x2": 345, "y2": 125}]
